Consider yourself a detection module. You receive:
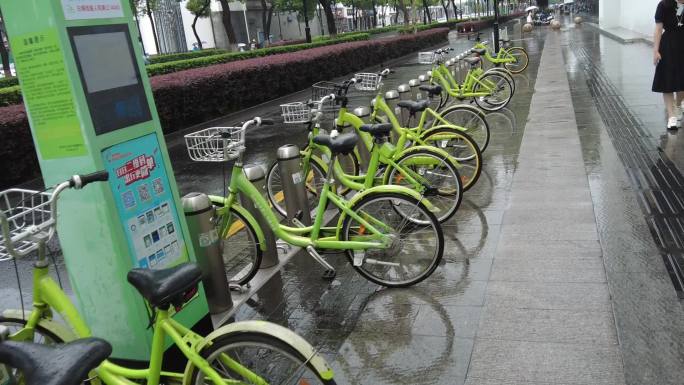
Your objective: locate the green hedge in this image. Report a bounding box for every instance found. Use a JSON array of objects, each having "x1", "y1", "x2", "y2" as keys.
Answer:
[
  {"x1": 146, "y1": 32, "x2": 370, "y2": 76},
  {"x1": 148, "y1": 48, "x2": 227, "y2": 65},
  {"x1": 0, "y1": 77, "x2": 18, "y2": 88},
  {"x1": 0, "y1": 86, "x2": 22, "y2": 106}
]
